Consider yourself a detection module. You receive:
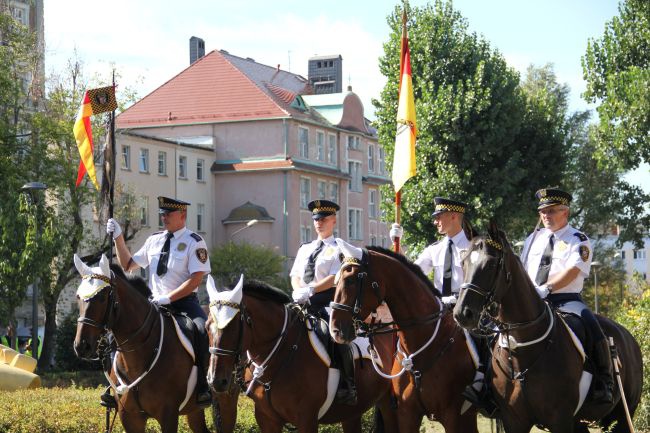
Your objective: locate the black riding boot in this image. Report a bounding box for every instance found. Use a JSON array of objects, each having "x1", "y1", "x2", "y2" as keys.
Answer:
[
  {"x1": 195, "y1": 331, "x2": 212, "y2": 407},
  {"x1": 100, "y1": 385, "x2": 117, "y2": 409},
  {"x1": 461, "y1": 335, "x2": 497, "y2": 417},
  {"x1": 335, "y1": 343, "x2": 357, "y2": 405},
  {"x1": 99, "y1": 335, "x2": 117, "y2": 409},
  {"x1": 591, "y1": 338, "x2": 614, "y2": 403}
]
